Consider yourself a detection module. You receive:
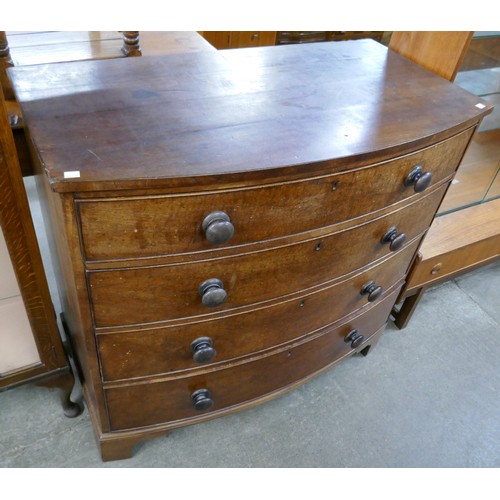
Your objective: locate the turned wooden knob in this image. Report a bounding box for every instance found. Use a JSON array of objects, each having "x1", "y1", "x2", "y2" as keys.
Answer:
[
  {"x1": 202, "y1": 211, "x2": 234, "y2": 244},
  {"x1": 198, "y1": 278, "x2": 227, "y2": 308},
  {"x1": 360, "y1": 280, "x2": 383, "y2": 302},
  {"x1": 190, "y1": 337, "x2": 217, "y2": 364},
  {"x1": 431, "y1": 263, "x2": 442, "y2": 275},
  {"x1": 191, "y1": 388, "x2": 214, "y2": 411},
  {"x1": 404, "y1": 165, "x2": 433, "y2": 193},
  {"x1": 381, "y1": 226, "x2": 406, "y2": 252},
  {"x1": 344, "y1": 329, "x2": 364, "y2": 349}
]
